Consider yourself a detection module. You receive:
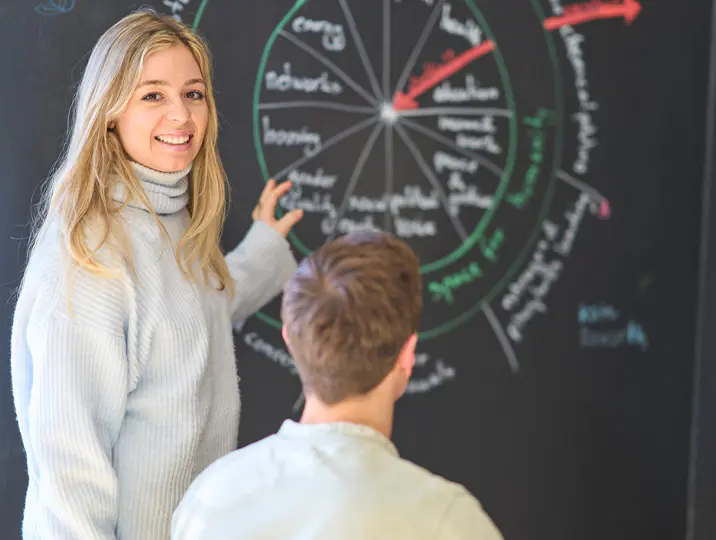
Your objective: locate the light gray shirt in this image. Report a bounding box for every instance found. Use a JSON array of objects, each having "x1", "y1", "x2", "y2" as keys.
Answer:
[{"x1": 172, "y1": 420, "x2": 503, "y2": 539}]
